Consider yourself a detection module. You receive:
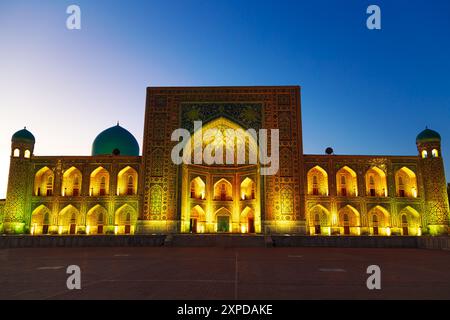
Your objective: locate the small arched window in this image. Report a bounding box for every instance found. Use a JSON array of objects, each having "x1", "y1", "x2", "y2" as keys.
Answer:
[
  {"x1": 432, "y1": 149, "x2": 439, "y2": 158},
  {"x1": 13, "y1": 148, "x2": 20, "y2": 157},
  {"x1": 98, "y1": 212, "x2": 104, "y2": 224},
  {"x1": 344, "y1": 213, "x2": 349, "y2": 222},
  {"x1": 313, "y1": 175, "x2": 318, "y2": 185},
  {"x1": 372, "y1": 215, "x2": 378, "y2": 223},
  {"x1": 340, "y1": 175, "x2": 346, "y2": 185},
  {"x1": 314, "y1": 214, "x2": 320, "y2": 224},
  {"x1": 401, "y1": 215, "x2": 407, "y2": 224},
  {"x1": 24, "y1": 150, "x2": 31, "y2": 158},
  {"x1": 369, "y1": 175, "x2": 374, "y2": 185},
  {"x1": 421, "y1": 150, "x2": 428, "y2": 158},
  {"x1": 398, "y1": 176, "x2": 404, "y2": 186}
]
